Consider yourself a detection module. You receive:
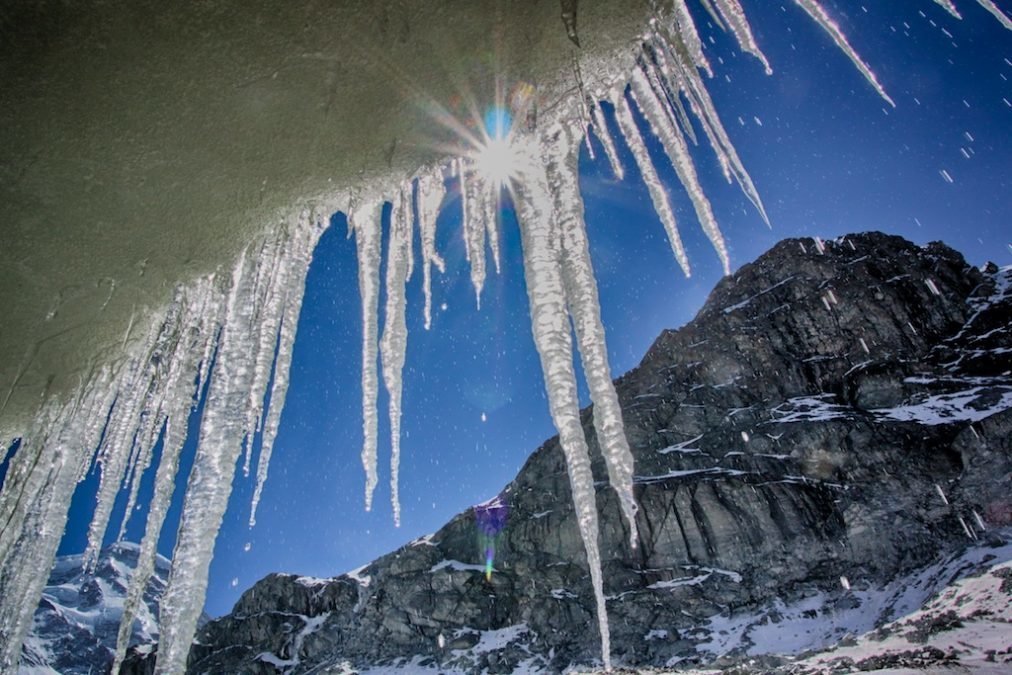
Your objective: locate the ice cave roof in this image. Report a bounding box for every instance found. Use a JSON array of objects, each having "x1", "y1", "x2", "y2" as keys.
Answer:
[{"x1": 0, "y1": 0, "x2": 646, "y2": 432}]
